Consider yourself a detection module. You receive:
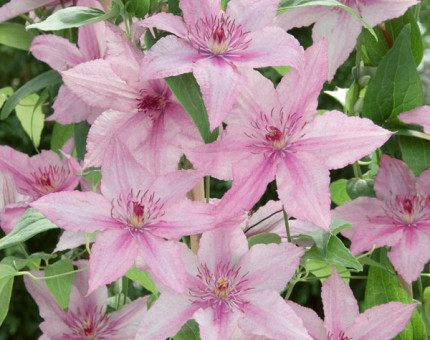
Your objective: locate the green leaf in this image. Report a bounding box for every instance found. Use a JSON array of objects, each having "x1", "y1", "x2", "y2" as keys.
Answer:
[
  {"x1": 78, "y1": 168, "x2": 102, "y2": 191},
  {"x1": 346, "y1": 178, "x2": 376, "y2": 199},
  {"x1": 15, "y1": 93, "x2": 45, "y2": 148},
  {"x1": 0, "y1": 87, "x2": 13, "y2": 110},
  {"x1": 26, "y1": 6, "x2": 119, "y2": 31},
  {"x1": 399, "y1": 136, "x2": 430, "y2": 176},
  {"x1": 44, "y1": 259, "x2": 75, "y2": 310},
  {"x1": 125, "y1": 266, "x2": 158, "y2": 295},
  {"x1": 0, "y1": 23, "x2": 35, "y2": 50},
  {"x1": 248, "y1": 233, "x2": 282, "y2": 248},
  {"x1": 168, "y1": 0, "x2": 181, "y2": 14},
  {"x1": 0, "y1": 257, "x2": 29, "y2": 271},
  {"x1": 364, "y1": 249, "x2": 426, "y2": 339},
  {"x1": 0, "y1": 264, "x2": 17, "y2": 281},
  {"x1": 329, "y1": 179, "x2": 351, "y2": 206},
  {"x1": 0, "y1": 209, "x2": 58, "y2": 251},
  {"x1": 0, "y1": 276, "x2": 14, "y2": 327},
  {"x1": 51, "y1": 123, "x2": 75, "y2": 154},
  {"x1": 164, "y1": 74, "x2": 218, "y2": 144},
  {"x1": 361, "y1": 25, "x2": 390, "y2": 66},
  {"x1": 362, "y1": 25, "x2": 423, "y2": 126},
  {"x1": 304, "y1": 235, "x2": 363, "y2": 271},
  {"x1": 272, "y1": 65, "x2": 291, "y2": 76},
  {"x1": 125, "y1": 0, "x2": 150, "y2": 18},
  {"x1": 174, "y1": 319, "x2": 200, "y2": 340},
  {"x1": 74, "y1": 121, "x2": 91, "y2": 161},
  {"x1": 1, "y1": 70, "x2": 62, "y2": 120},
  {"x1": 304, "y1": 260, "x2": 349, "y2": 283},
  {"x1": 277, "y1": 0, "x2": 377, "y2": 38}
]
